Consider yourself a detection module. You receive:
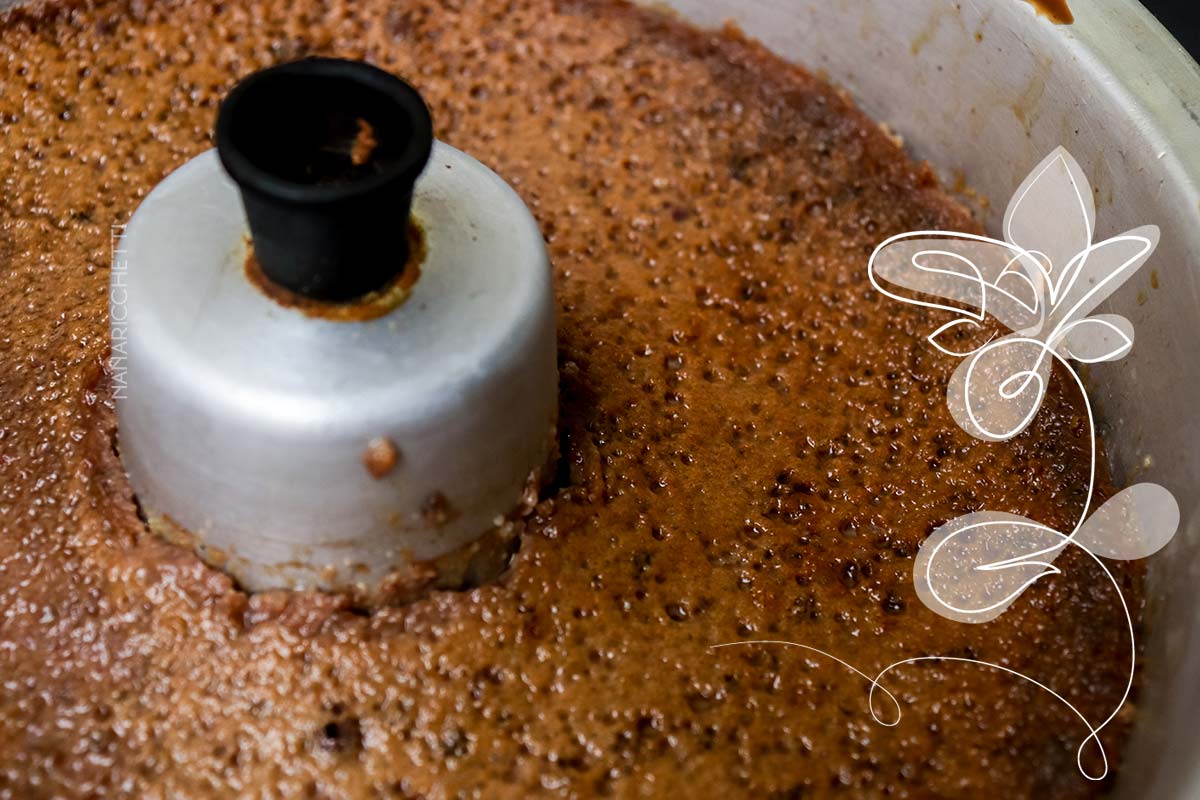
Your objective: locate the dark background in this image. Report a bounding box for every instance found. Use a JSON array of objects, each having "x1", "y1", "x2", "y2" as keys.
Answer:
[{"x1": 1140, "y1": 0, "x2": 1199, "y2": 60}]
